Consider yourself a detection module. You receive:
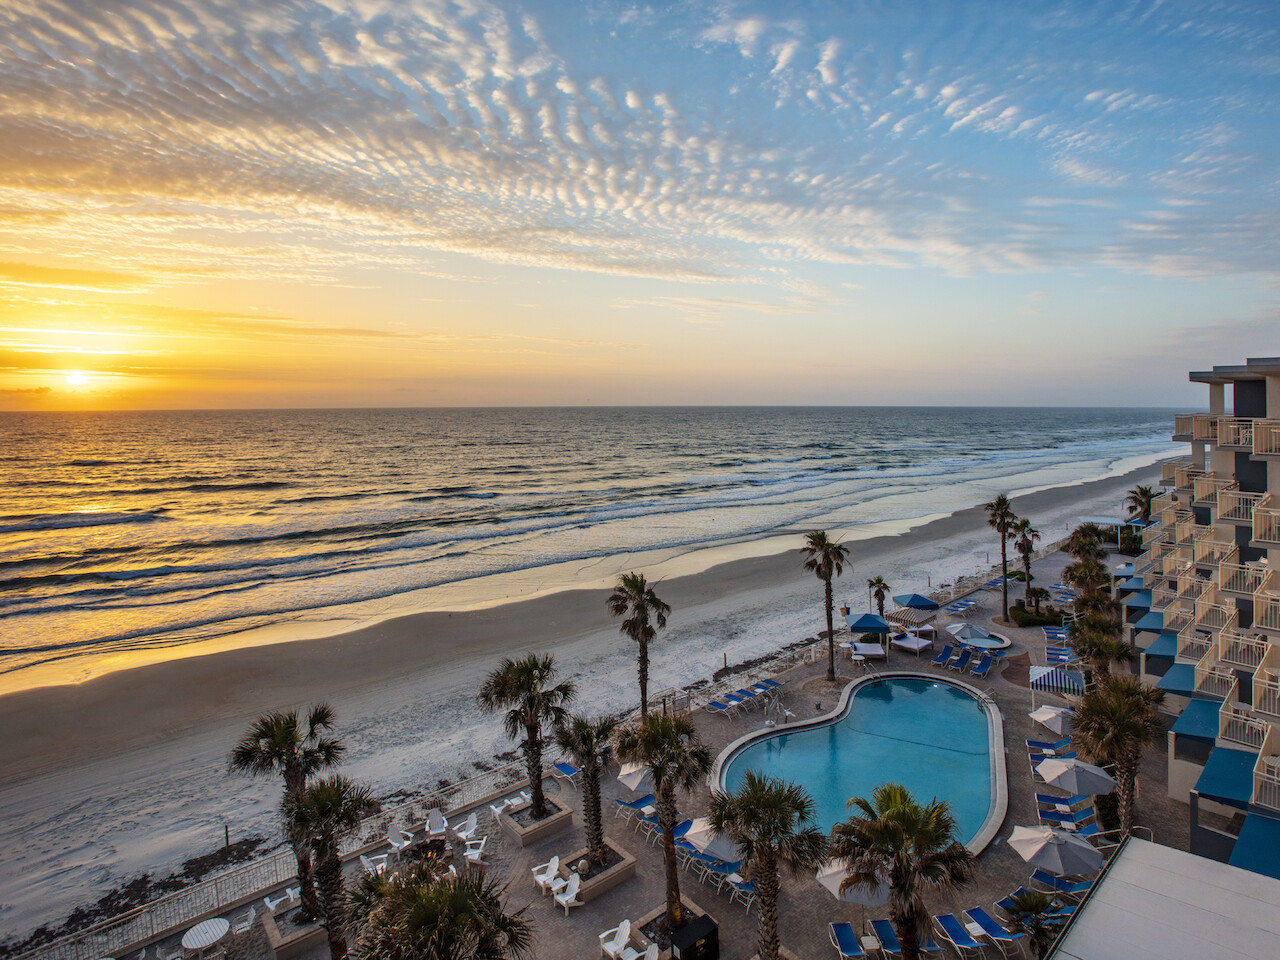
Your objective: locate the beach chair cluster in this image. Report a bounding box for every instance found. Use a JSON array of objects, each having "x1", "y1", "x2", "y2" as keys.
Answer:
[
  {"x1": 1045, "y1": 645, "x2": 1080, "y2": 666},
  {"x1": 663, "y1": 831, "x2": 755, "y2": 912},
  {"x1": 532, "y1": 855, "x2": 585, "y2": 915},
  {"x1": 1027, "y1": 736, "x2": 1076, "y2": 775},
  {"x1": 705, "y1": 677, "x2": 784, "y2": 719},
  {"x1": 983, "y1": 575, "x2": 1009, "y2": 589},
  {"x1": 829, "y1": 917, "x2": 956, "y2": 958},
  {"x1": 597, "y1": 919, "x2": 658, "y2": 960},
  {"x1": 943, "y1": 597, "x2": 979, "y2": 615},
  {"x1": 1042, "y1": 626, "x2": 1069, "y2": 643},
  {"x1": 929, "y1": 643, "x2": 999, "y2": 679}
]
